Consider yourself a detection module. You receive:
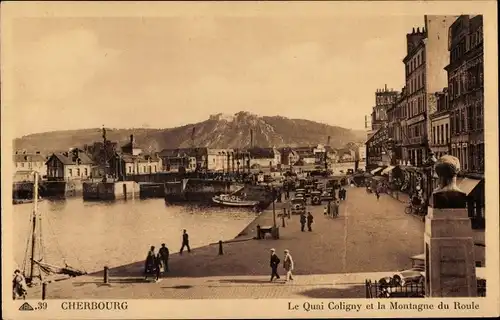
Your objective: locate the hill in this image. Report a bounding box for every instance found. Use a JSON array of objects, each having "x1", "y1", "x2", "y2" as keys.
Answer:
[{"x1": 13, "y1": 112, "x2": 366, "y2": 154}]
